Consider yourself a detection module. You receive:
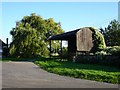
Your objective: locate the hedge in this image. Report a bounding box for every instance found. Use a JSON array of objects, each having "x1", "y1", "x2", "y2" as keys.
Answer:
[{"x1": 75, "y1": 54, "x2": 120, "y2": 68}]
